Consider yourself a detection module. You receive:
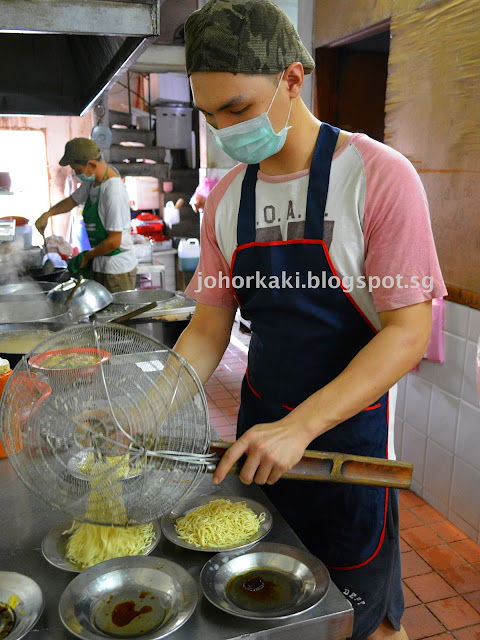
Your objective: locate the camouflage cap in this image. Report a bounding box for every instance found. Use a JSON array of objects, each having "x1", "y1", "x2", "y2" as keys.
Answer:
[
  {"x1": 59, "y1": 138, "x2": 101, "y2": 167},
  {"x1": 185, "y1": 0, "x2": 315, "y2": 77}
]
